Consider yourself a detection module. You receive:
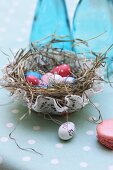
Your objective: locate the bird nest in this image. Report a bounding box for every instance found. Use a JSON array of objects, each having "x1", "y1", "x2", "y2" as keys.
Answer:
[{"x1": 0, "y1": 36, "x2": 106, "y2": 116}]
